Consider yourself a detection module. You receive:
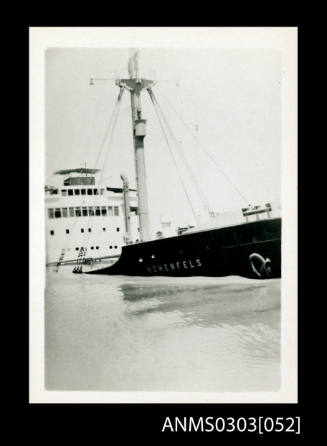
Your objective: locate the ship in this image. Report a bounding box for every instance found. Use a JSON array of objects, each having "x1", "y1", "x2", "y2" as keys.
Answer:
[
  {"x1": 48, "y1": 50, "x2": 281, "y2": 279},
  {"x1": 45, "y1": 169, "x2": 140, "y2": 266}
]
